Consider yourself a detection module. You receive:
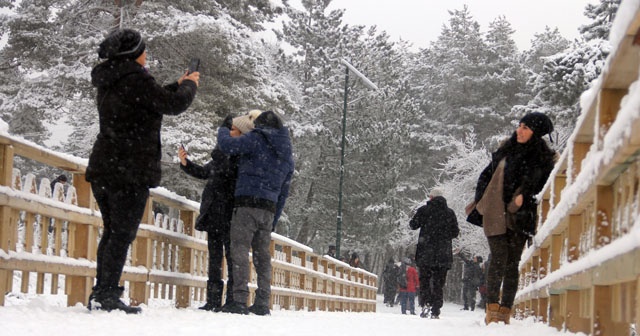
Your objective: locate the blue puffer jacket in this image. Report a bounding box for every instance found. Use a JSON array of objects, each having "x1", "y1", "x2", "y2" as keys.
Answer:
[{"x1": 217, "y1": 122, "x2": 294, "y2": 229}]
